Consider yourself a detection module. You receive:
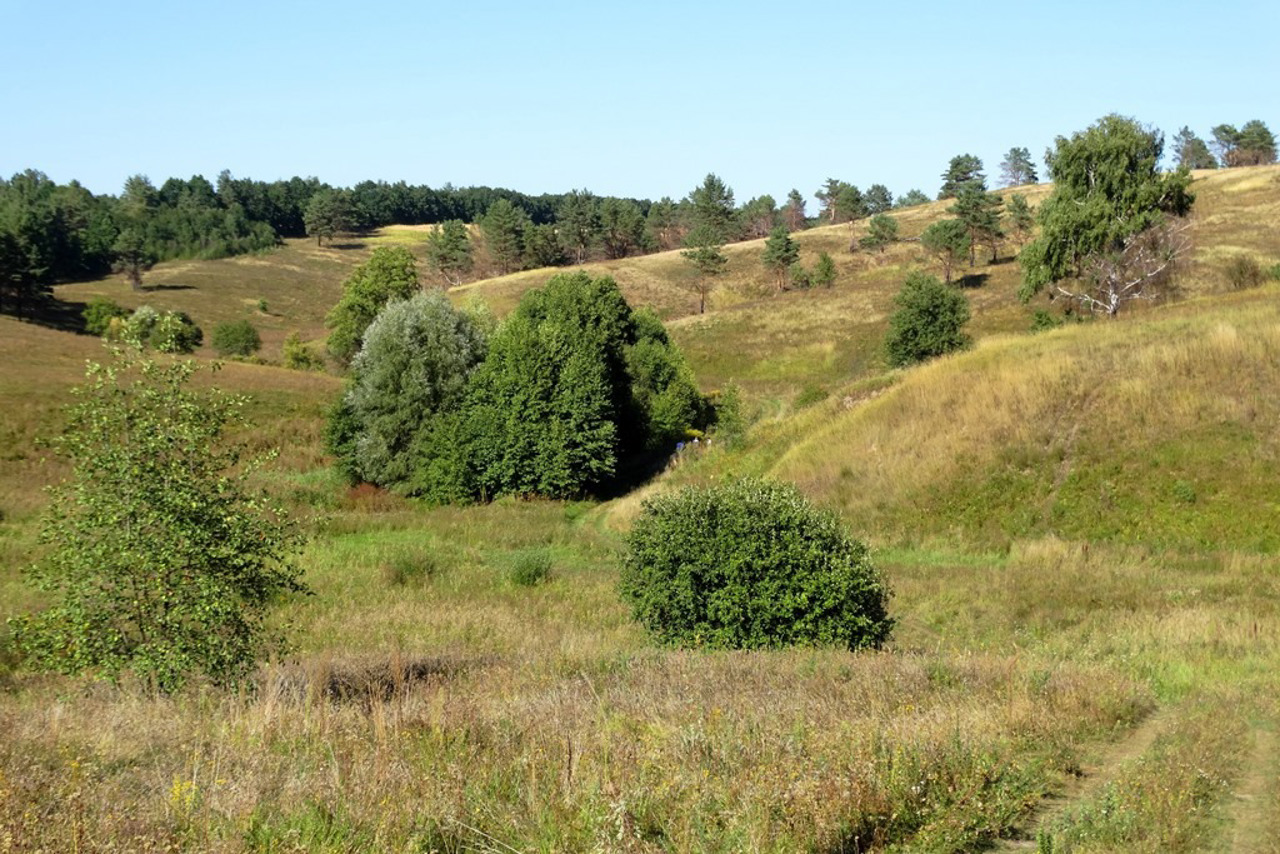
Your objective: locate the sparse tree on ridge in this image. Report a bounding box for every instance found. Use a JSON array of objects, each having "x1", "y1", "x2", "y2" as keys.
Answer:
[
  {"x1": 783, "y1": 189, "x2": 807, "y2": 231},
  {"x1": 864, "y1": 184, "x2": 893, "y2": 214},
  {"x1": 1212, "y1": 120, "x2": 1277, "y2": 167},
  {"x1": 835, "y1": 184, "x2": 866, "y2": 224},
  {"x1": 681, "y1": 229, "x2": 728, "y2": 314},
  {"x1": 1172, "y1": 127, "x2": 1217, "y2": 170},
  {"x1": 895, "y1": 189, "x2": 930, "y2": 208},
  {"x1": 761, "y1": 224, "x2": 799, "y2": 290},
  {"x1": 741, "y1": 195, "x2": 779, "y2": 239},
  {"x1": 816, "y1": 178, "x2": 848, "y2": 223},
  {"x1": 860, "y1": 213, "x2": 899, "y2": 253},
  {"x1": 949, "y1": 188, "x2": 1005, "y2": 264},
  {"x1": 1020, "y1": 114, "x2": 1194, "y2": 317},
  {"x1": 939, "y1": 154, "x2": 986, "y2": 199},
  {"x1": 425, "y1": 220, "x2": 473, "y2": 286},
  {"x1": 920, "y1": 219, "x2": 971, "y2": 283},
  {"x1": 303, "y1": 189, "x2": 355, "y2": 246},
  {"x1": 998, "y1": 147, "x2": 1039, "y2": 187},
  {"x1": 687, "y1": 174, "x2": 739, "y2": 244},
  {"x1": 112, "y1": 228, "x2": 154, "y2": 292}
]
